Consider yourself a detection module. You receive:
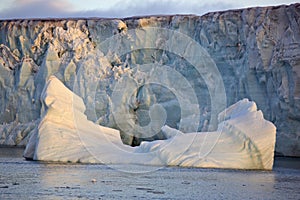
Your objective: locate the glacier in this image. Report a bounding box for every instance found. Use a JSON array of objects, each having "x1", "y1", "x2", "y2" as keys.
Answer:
[
  {"x1": 24, "y1": 76, "x2": 276, "y2": 170},
  {"x1": 0, "y1": 3, "x2": 299, "y2": 157}
]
